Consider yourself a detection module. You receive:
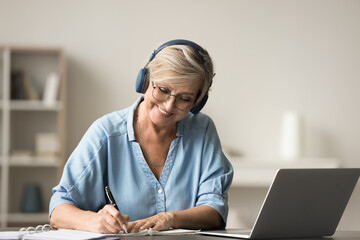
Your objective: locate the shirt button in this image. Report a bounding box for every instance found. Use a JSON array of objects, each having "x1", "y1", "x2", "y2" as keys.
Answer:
[{"x1": 158, "y1": 189, "x2": 163, "y2": 194}]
